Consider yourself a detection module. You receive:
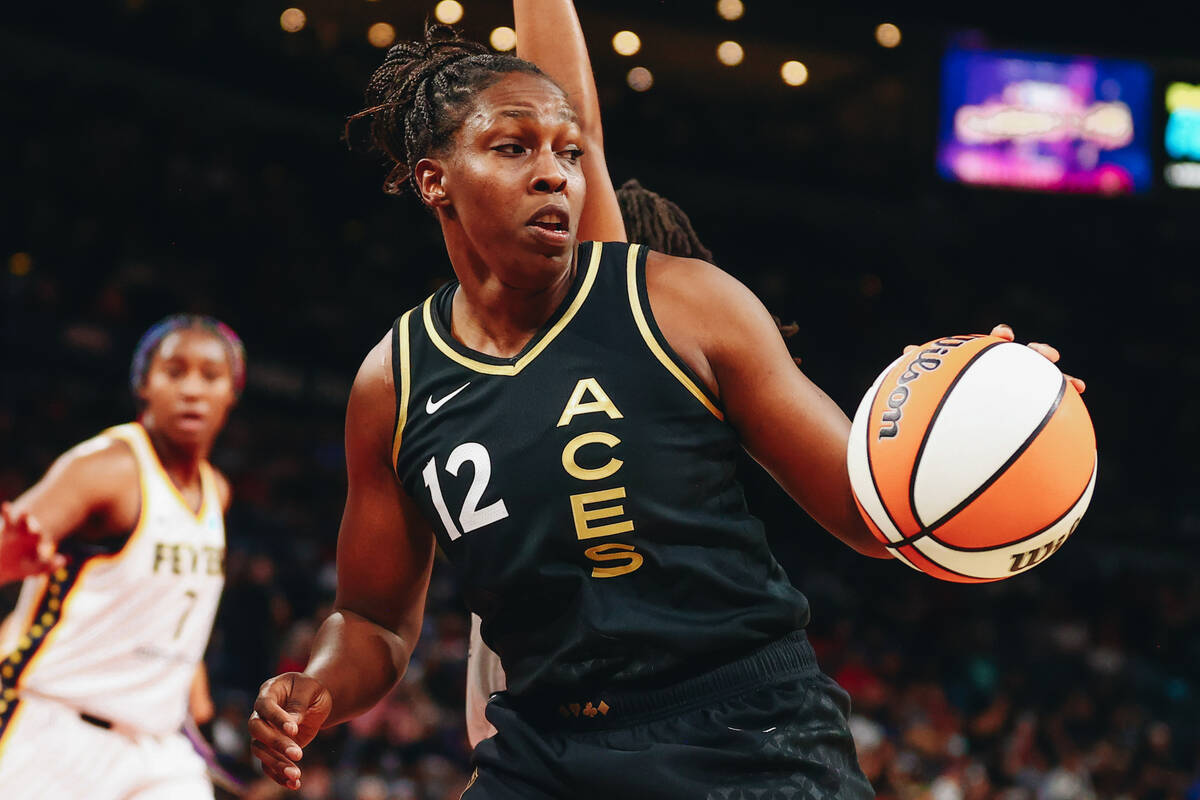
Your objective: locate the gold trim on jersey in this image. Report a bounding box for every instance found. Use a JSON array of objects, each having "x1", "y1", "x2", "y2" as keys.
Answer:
[
  {"x1": 0, "y1": 560, "x2": 84, "y2": 755},
  {"x1": 392, "y1": 308, "x2": 415, "y2": 472},
  {"x1": 624, "y1": 245, "x2": 724, "y2": 421},
  {"x1": 420, "y1": 242, "x2": 603, "y2": 376}
]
